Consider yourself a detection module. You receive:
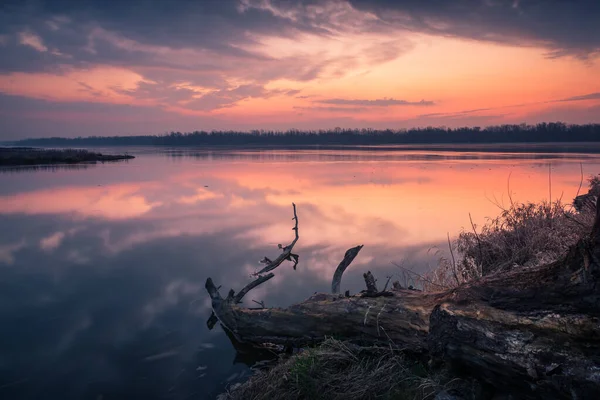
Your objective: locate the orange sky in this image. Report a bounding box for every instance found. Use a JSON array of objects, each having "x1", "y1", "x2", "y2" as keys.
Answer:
[
  {"x1": 0, "y1": 0, "x2": 599, "y2": 138},
  {"x1": 2, "y1": 150, "x2": 595, "y2": 250}
]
